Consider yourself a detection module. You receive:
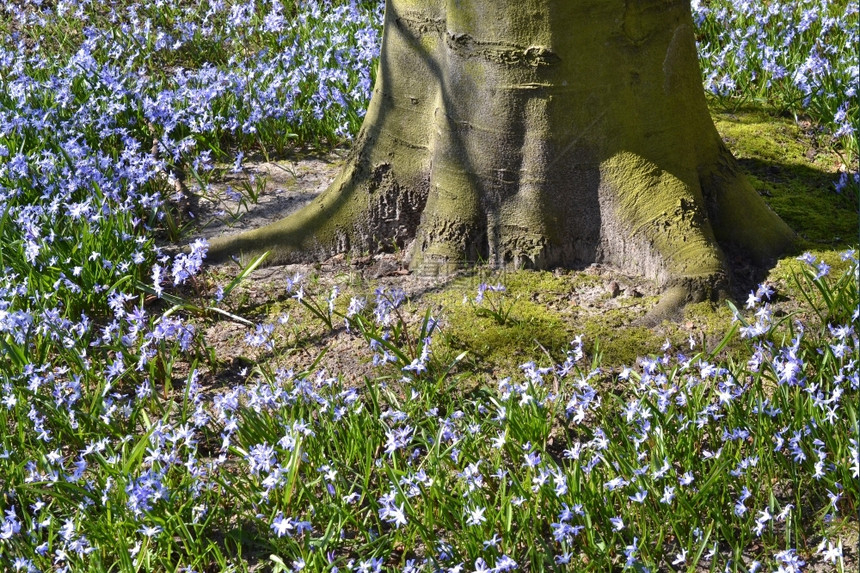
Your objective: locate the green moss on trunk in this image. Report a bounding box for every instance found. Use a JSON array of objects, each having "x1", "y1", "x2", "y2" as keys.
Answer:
[{"x1": 207, "y1": 0, "x2": 797, "y2": 322}]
